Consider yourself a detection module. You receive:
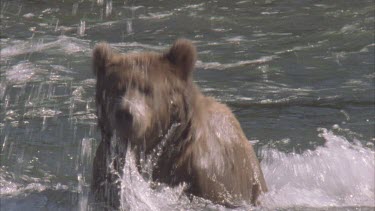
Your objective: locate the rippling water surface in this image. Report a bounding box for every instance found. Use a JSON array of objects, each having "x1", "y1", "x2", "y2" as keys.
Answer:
[{"x1": 1, "y1": 0, "x2": 374, "y2": 210}]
